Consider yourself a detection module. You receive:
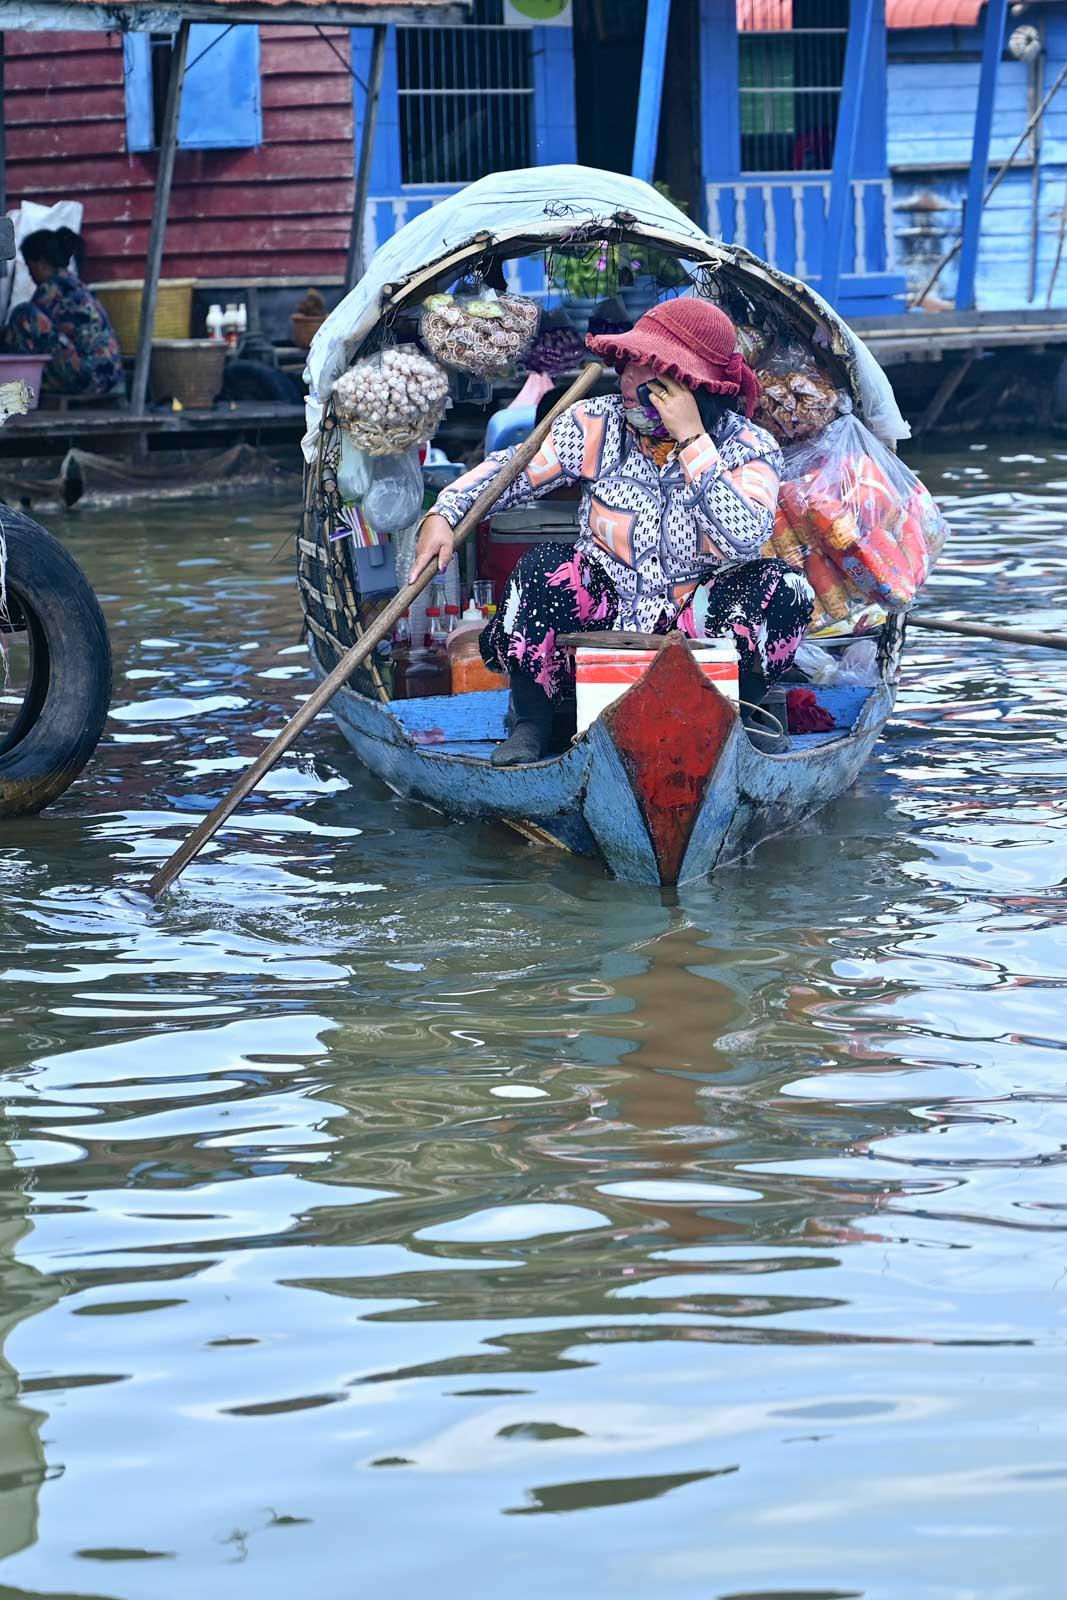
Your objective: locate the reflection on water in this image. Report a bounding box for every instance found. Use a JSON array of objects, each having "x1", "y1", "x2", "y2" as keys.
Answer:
[{"x1": 0, "y1": 445, "x2": 1064, "y2": 1598}]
